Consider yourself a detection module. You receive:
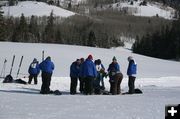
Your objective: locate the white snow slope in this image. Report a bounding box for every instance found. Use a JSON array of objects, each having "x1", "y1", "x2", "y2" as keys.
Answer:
[
  {"x1": 0, "y1": 42, "x2": 180, "y2": 119},
  {"x1": 112, "y1": 0, "x2": 175, "y2": 19},
  {"x1": 2, "y1": 1, "x2": 75, "y2": 17}
]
